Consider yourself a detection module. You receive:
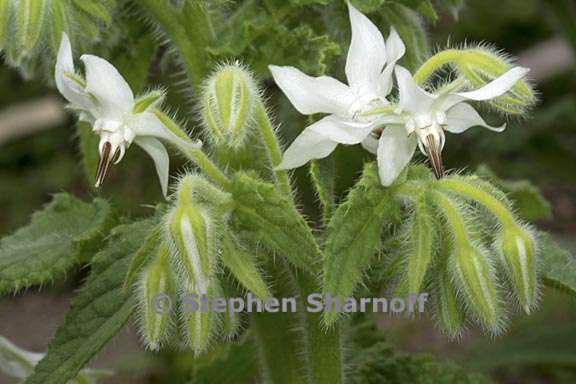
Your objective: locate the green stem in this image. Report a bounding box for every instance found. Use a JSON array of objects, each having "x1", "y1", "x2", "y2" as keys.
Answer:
[
  {"x1": 438, "y1": 179, "x2": 516, "y2": 227},
  {"x1": 185, "y1": 148, "x2": 232, "y2": 191},
  {"x1": 297, "y1": 273, "x2": 343, "y2": 384},
  {"x1": 251, "y1": 261, "x2": 308, "y2": 384},
  {"x1": 431, "y1": 191, "x2": 470, "y2": 247},
  {"x1": 254, "y1": 101, "x2": 292, "y2": 196},
  {"x1": 413, "y1": 49, "x2": 461, "y2": 85}
]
